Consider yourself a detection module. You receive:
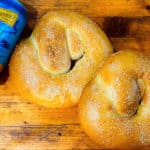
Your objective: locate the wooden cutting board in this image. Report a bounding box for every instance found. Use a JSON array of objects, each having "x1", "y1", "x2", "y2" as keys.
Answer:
[{"x1": 0, "y1": 0, "x2": 150, "y2": 149}]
